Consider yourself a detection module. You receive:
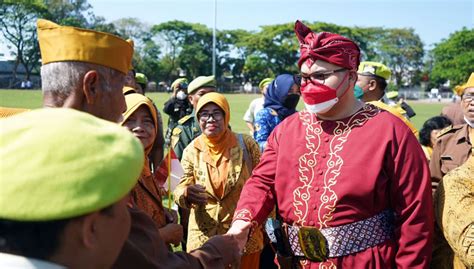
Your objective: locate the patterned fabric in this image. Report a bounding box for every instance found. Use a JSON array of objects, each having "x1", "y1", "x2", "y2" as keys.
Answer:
[
  {"x1": 174, "y1": 133, "x2": 264, "y2": 254},
  {"x1": 434, "y1": 154, "x2": 474, "y2": 268},
  {"x1": 288, "y1": 210, "x2": 394, "y2": 258},
  {"x1": 254, "y1": 108, "x2": 282, "y2": 152},
  {"x1": 129, "y1": 172, "x2": 167, "y2": 229}
]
